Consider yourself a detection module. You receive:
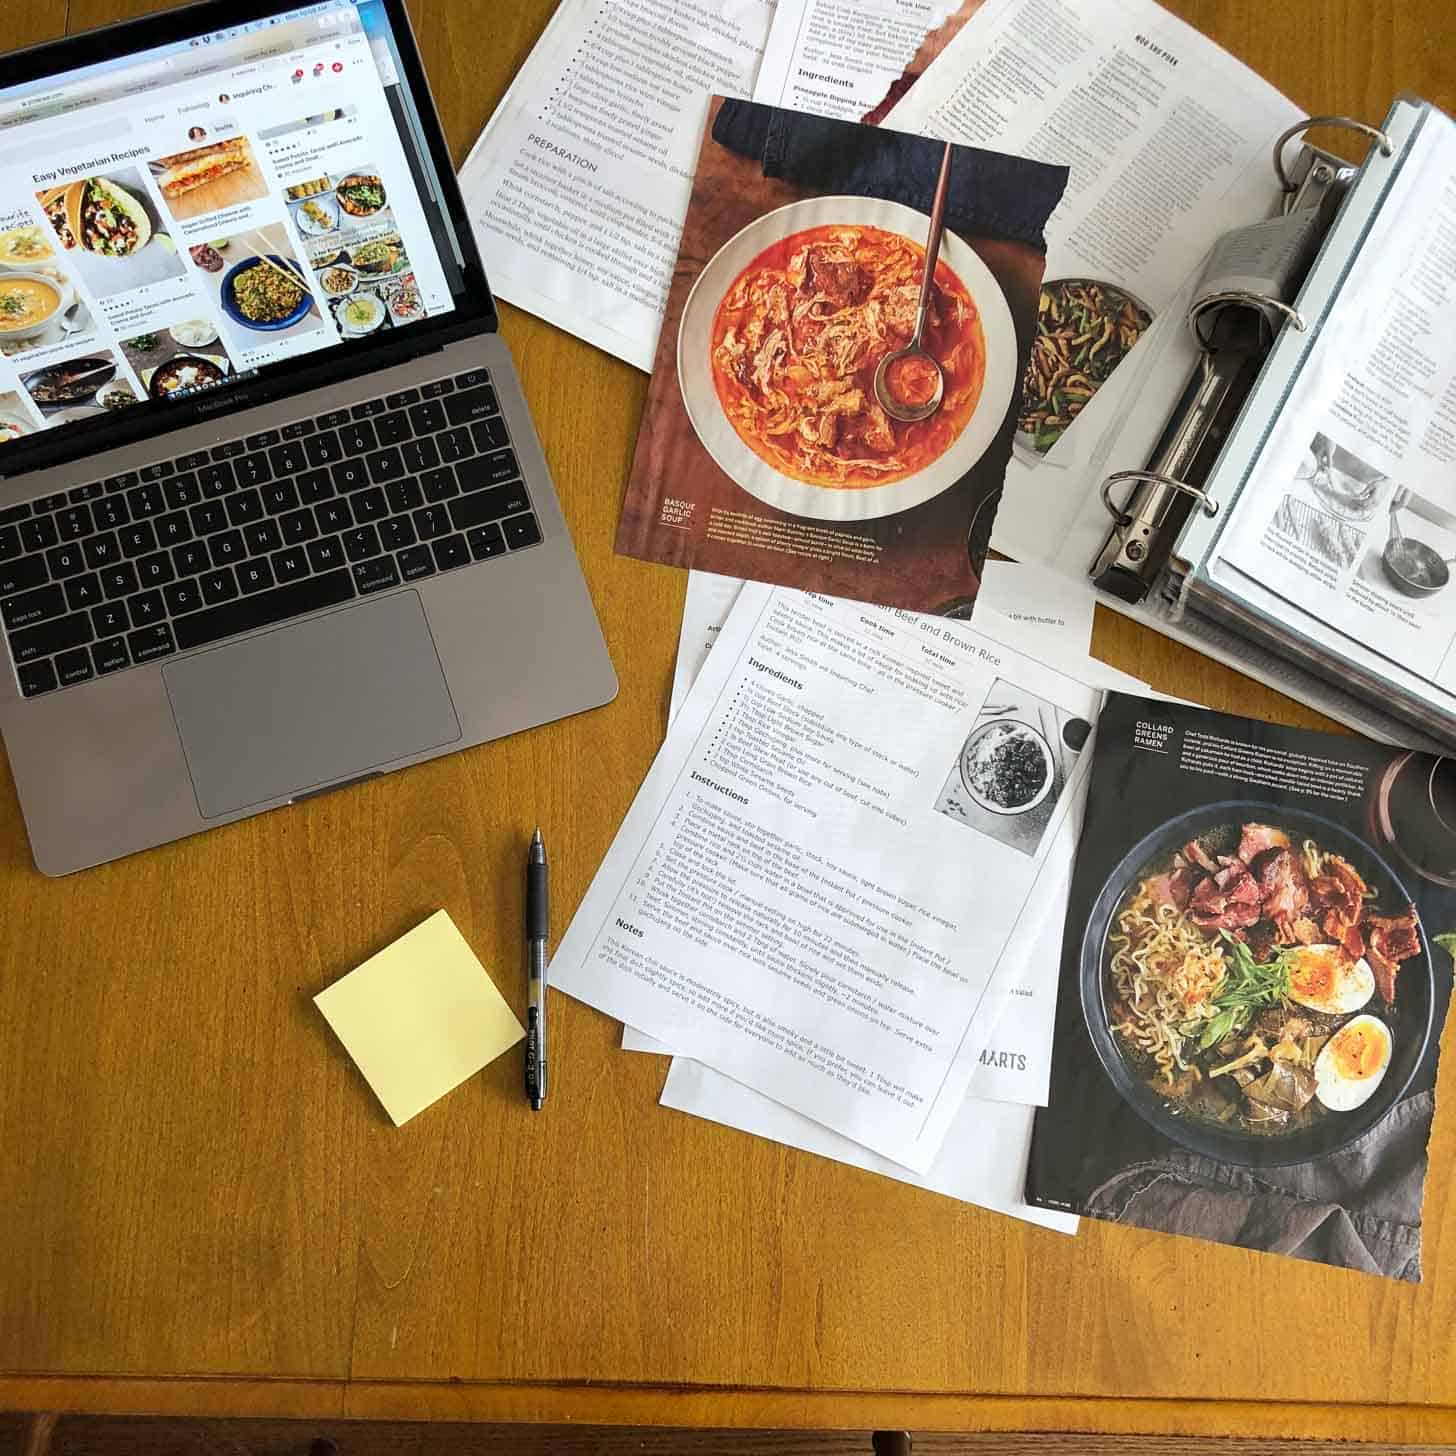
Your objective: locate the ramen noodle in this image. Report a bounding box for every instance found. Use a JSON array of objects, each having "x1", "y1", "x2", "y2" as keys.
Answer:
[{"x1": 709, "y1": 224, "x2": 985, "y2": 489}]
